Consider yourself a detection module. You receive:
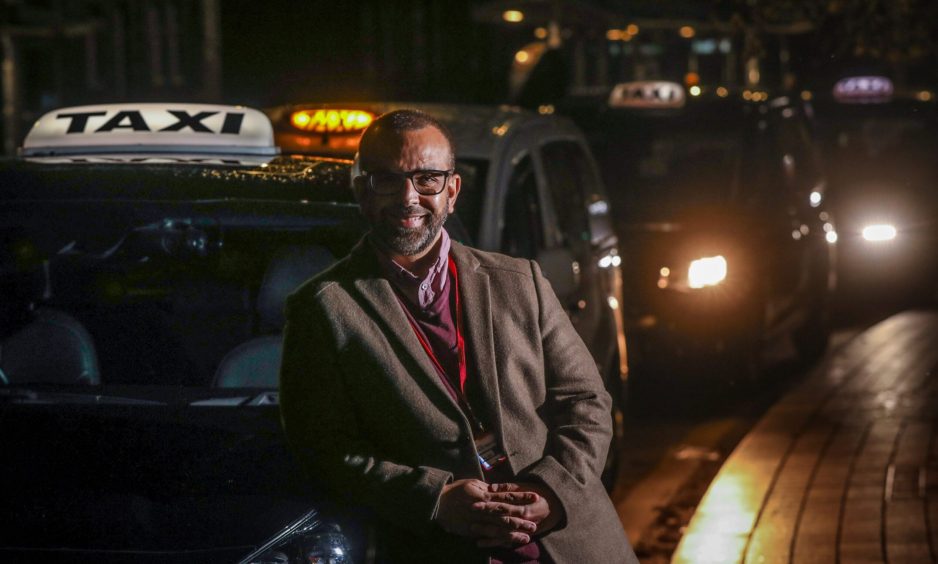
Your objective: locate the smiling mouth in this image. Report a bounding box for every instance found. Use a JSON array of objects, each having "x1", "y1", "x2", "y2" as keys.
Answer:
[{"x1": 387, "y1": 211, "x2": 427, "y2": 229}]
